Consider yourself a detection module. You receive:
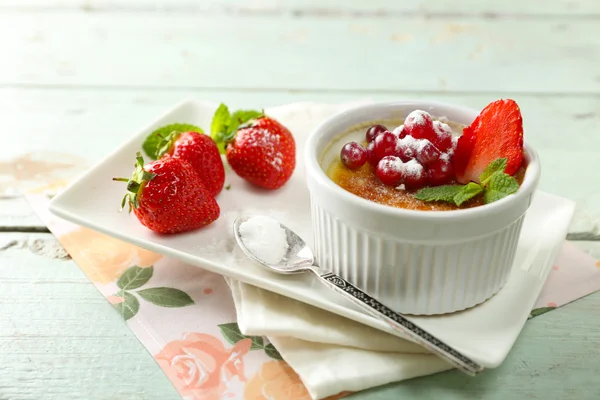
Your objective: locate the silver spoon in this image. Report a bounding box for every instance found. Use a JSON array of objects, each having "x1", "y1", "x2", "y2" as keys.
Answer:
[{"x1": 233, "y1": 215, "x2": 483, "y2": 376}]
